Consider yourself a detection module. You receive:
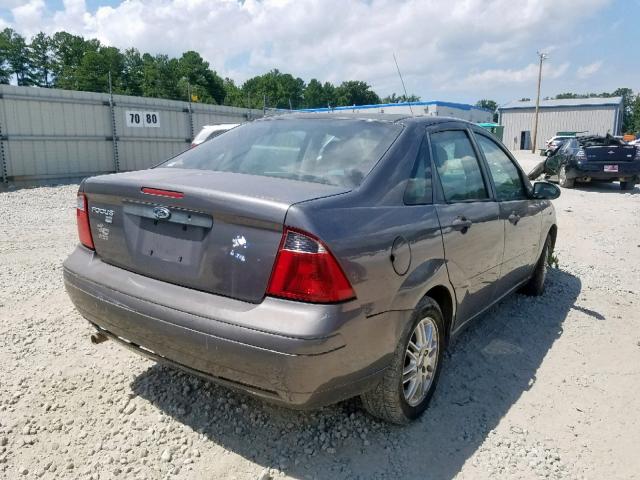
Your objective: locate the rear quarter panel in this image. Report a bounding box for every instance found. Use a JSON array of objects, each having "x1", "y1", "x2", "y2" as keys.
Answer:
[{"x1": 285, "y1": 124, "x2": 455, "y2": 320}]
